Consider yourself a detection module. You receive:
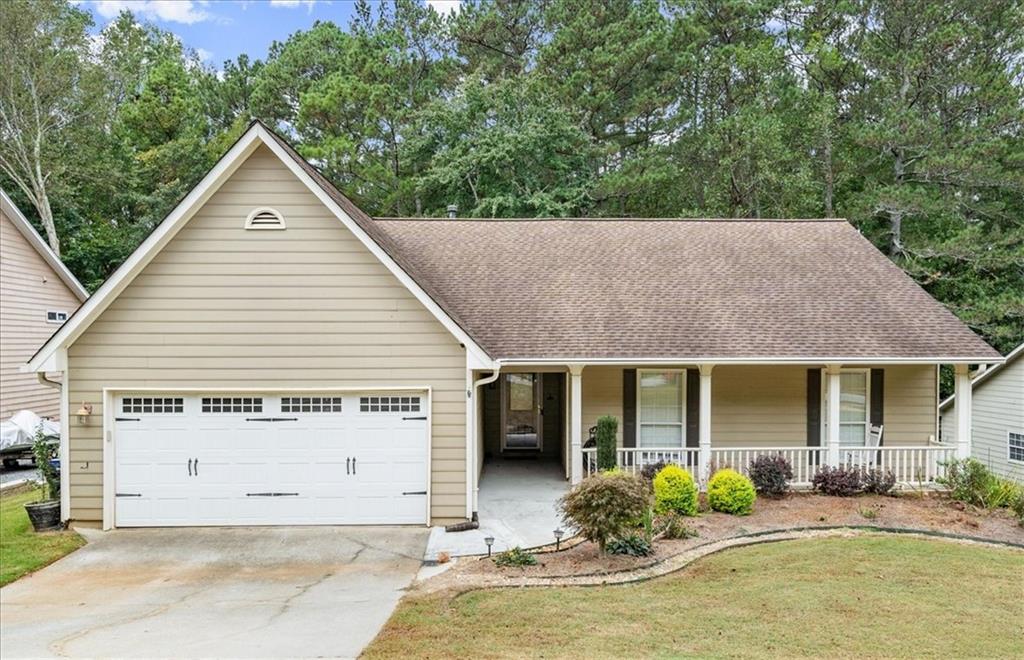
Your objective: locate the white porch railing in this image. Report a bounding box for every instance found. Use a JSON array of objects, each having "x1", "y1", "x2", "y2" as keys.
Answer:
[
  {"x1": 582, "y1": 447, "x2": 699, "y2": 478},
  {"x1": 837, "y1": 444, "x2": 956, "y2": 485},
  {"x1": 582, "y1": 444, "x2": 957, "y2": 487},
  {"x1": 710, "y1": 447, "x2": 824, "y2": 486}
]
